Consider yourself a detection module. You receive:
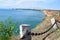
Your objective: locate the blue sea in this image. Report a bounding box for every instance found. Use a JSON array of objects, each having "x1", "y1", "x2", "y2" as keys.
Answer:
[{"x1": 0, "y1": 9, "x2": 45, "y2": 34}]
